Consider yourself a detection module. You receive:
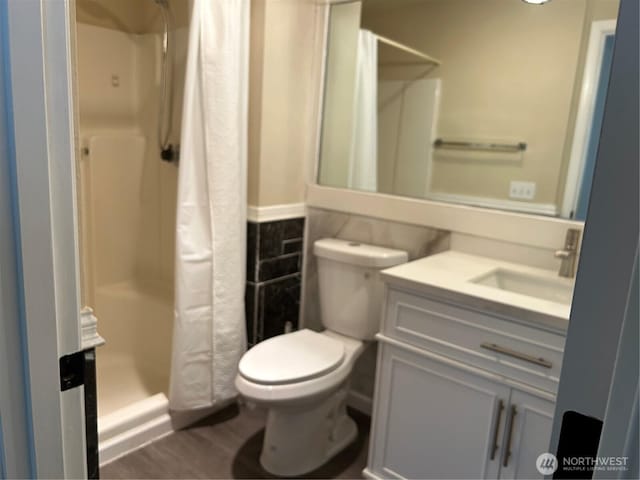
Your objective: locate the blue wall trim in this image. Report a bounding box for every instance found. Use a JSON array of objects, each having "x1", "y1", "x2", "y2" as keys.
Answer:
[
  {"x1": 576, "y1": 34, "x2": 616, "y2": 221},
  {"x1": 0, "y1": 0, "x2": 36, "y2": 476}
]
